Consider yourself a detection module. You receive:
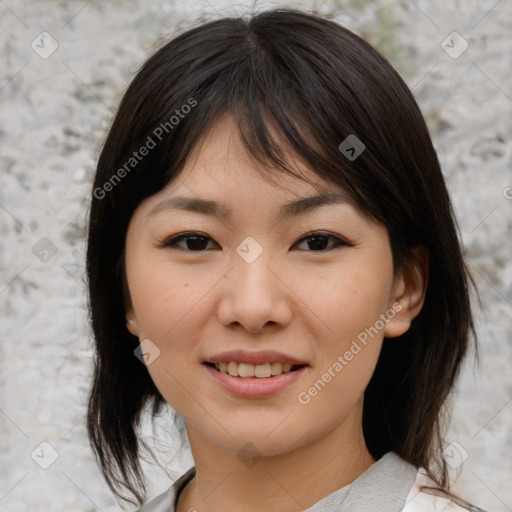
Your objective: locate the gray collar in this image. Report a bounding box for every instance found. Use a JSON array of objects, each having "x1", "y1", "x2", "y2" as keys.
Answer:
[
  {"x1": 304, "y1": 452, "x2": 417, "y2": 511},
  {"x1": 138, "y1": 451, "x2": 417, "y2": 512}
]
